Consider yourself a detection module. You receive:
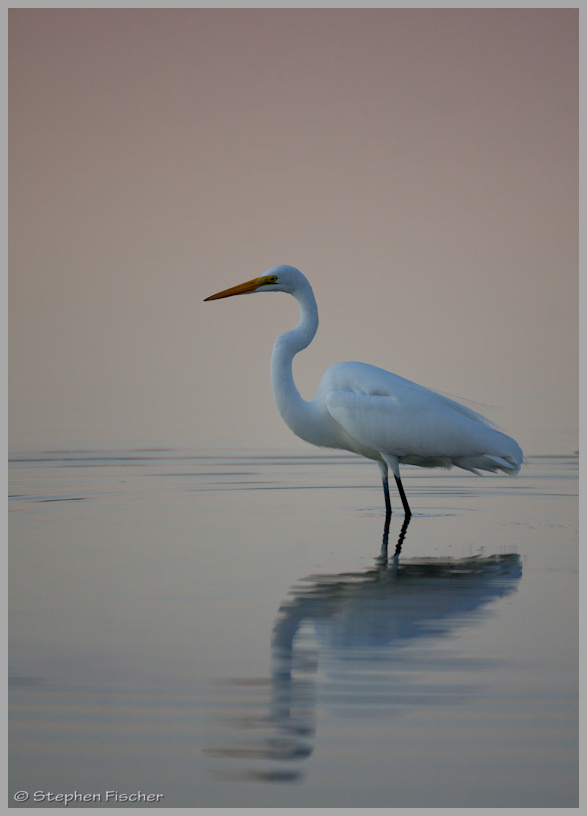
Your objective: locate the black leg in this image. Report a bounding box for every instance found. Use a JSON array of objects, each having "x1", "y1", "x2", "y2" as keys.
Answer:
[
  {"x1": 394, "y1": 474, "x2": 412, "y2": 518},
  {"x1": 382, "y1": 475, "x2": 392, "y2": 518}
]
